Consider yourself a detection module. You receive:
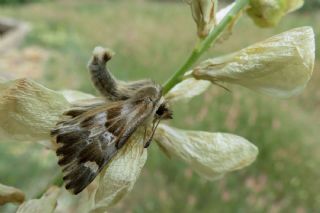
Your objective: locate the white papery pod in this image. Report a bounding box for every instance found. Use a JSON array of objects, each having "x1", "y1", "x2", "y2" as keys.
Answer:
[
  {"x1": 155, "y1": 124, "x2": 258, "y2": 180},
  {"x1": 0, "y1": 78, "x2": 69, "y2": 141},
  {"x1": 90, "y1": 132, "x2": 147, "y2": 213},
  {"x1": 192, "y1": 27, "x2": 315, "y2": 98},
  {"x1": 165, "y1": 78, "x2": 211, "y2": 102},
  {"x1": 17, "y1": 187, "x2": 60, "y2": 213},
  {"x1": 0, "y1": 183, "x2": 25, "y2": 205}
]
